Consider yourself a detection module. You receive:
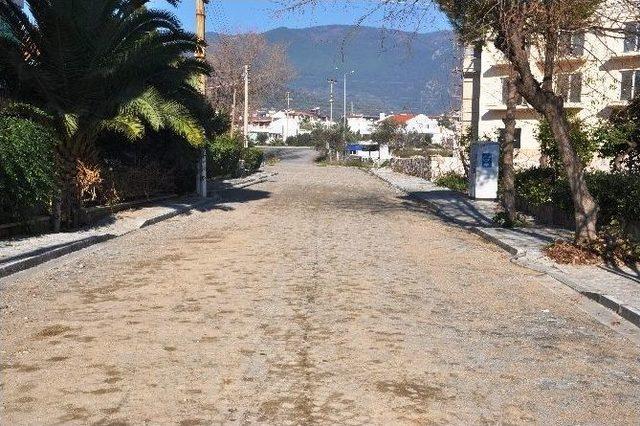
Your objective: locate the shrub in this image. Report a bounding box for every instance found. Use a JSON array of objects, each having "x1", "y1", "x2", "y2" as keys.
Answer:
[
  {"x1": 285, "y1": 133, "x2": 313, "y2": 146},
  {"x1": 515, "y1": 167, "x2": 640, "y2": 235},
  {"x1": 256, "y1": 133, "x2": 269, "y2": 145},
  {"x1": 242, "y1": 147, "x2": 264, "y2": 173},
  {"x1": 514, "y1": 167, "x2": 557, "y2": 207},
  {"x1": 435, "y1": 172, "x2": 467, "y2": 193},
  {"x1": 207, "y1": 135, "x2": 242, "y2": 177},
  {"x1": 0, "y1": 117, "x2": 57, "y2": 223}
]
